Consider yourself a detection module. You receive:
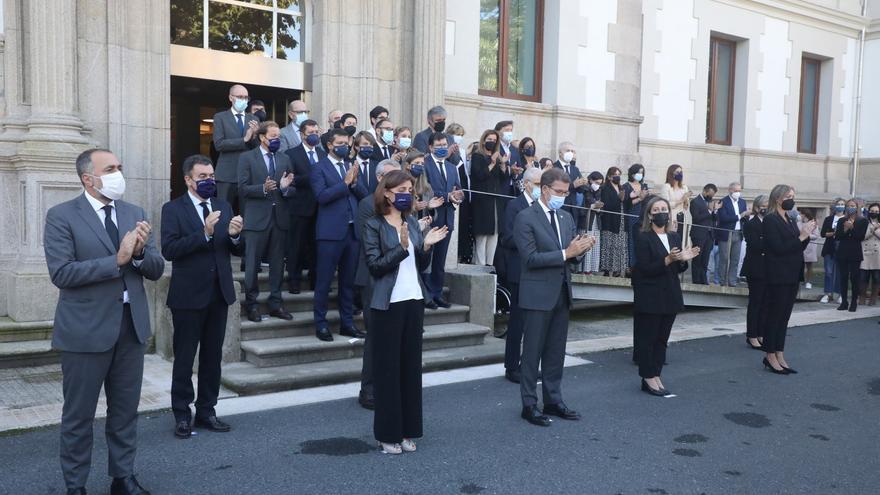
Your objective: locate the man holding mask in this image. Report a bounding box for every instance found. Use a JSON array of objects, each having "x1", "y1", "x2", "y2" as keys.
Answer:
[{"x1": 44, "y1": 148, "x2": 165, "y2": 494}]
